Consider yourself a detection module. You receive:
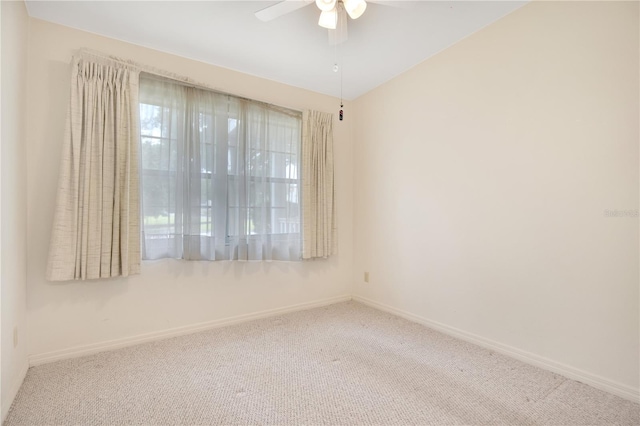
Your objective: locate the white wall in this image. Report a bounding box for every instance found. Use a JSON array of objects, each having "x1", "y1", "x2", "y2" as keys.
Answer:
[
  {"x1": 1, "y1": 0, "x2": 30, "y2": 420},
  {"x1": 353, "y1": 0, "x2": 639, "y2": 399},
  {"x1": 26, "y1": 19, "x2": 354, "y2": 359}
]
